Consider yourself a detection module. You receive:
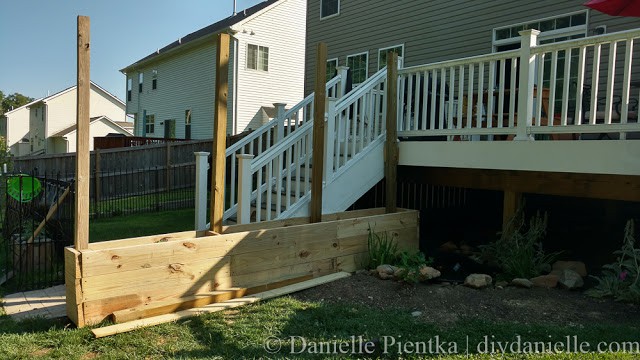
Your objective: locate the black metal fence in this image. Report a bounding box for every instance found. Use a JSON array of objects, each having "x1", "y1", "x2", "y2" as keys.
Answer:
[{"x1": 0, "y1": 164, "x2": 196, "y2": 292}]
